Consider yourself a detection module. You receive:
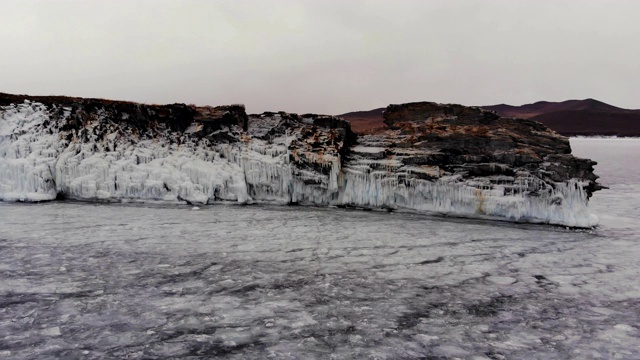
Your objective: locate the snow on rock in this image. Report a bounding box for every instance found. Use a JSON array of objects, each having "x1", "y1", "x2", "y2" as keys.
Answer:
[{"x1": 0, "y1": 94, "x2": 603, "y2": 227}]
